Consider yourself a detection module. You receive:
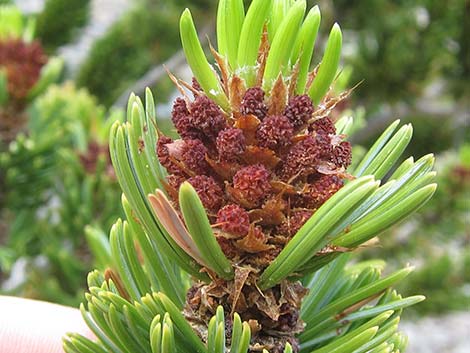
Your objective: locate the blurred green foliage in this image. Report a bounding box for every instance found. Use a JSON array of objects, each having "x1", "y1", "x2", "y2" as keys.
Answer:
[
  {"x1": 404, "y1": 115, "x2": 458, "y2": 158},
  {"x1": 28, "y1": 82, "x2": 106, "y2": 149},
  {"x1": 35, "y1": 0, "x2": 91, "y2": 52},
  {"x1": 1, "y1": 83, "x2": 123, "y2": 305},
  {"x1": 401, "y1": 251, "x2": 470, "y2": 314},
  {"x1": 2, "y1": 83, "x2": 101, "y2": 210},
  {"x1": 1, "y1": 134, "x2": 57, "y2": 210},
  {"x1": 76, "y1": 0, "x2": 216, "y2": 107},
  {"x1": 77, "y1": 1, "x2": 184, "y2": 106},
  {"x1": 328, "y1": 0, "x2": 467, "y2": 104},
  {"x1": 0, "y1": 4, "x2": 62, "y2": 228}
]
